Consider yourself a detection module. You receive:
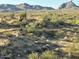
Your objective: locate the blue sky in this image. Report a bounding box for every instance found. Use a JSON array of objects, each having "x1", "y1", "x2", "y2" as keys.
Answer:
[{"x1": 0, "y1": 0, "x2": 79, "y2": 8}]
